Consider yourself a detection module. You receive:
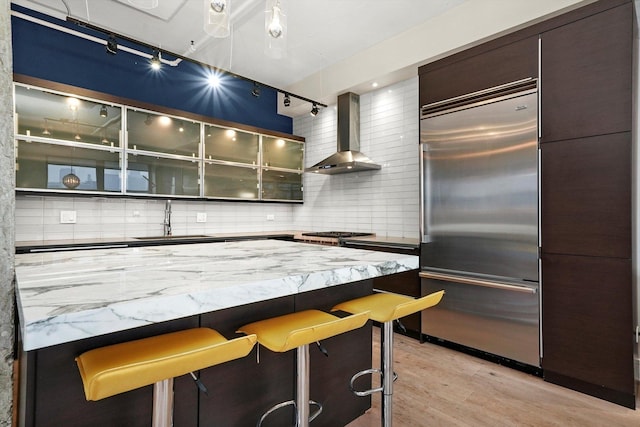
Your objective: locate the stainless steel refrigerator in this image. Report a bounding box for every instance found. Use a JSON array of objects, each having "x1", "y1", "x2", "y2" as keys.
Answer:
[{"x1": 419, "y1": 80, "x2": 540, "y2": 367}]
